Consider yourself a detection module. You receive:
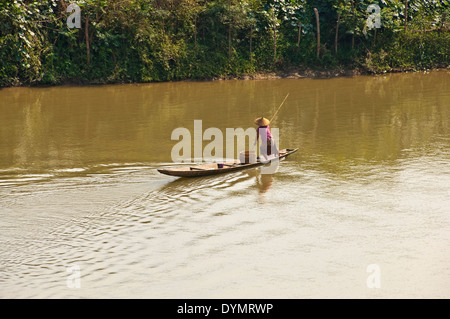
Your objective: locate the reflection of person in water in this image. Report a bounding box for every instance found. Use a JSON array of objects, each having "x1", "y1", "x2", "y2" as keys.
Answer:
[
  {"x1": 256, "y1": 173, "x2": 273, "y2": 193},
  {"x1": 256, "y1": 154, "x2": 279, "y2": 193}
]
